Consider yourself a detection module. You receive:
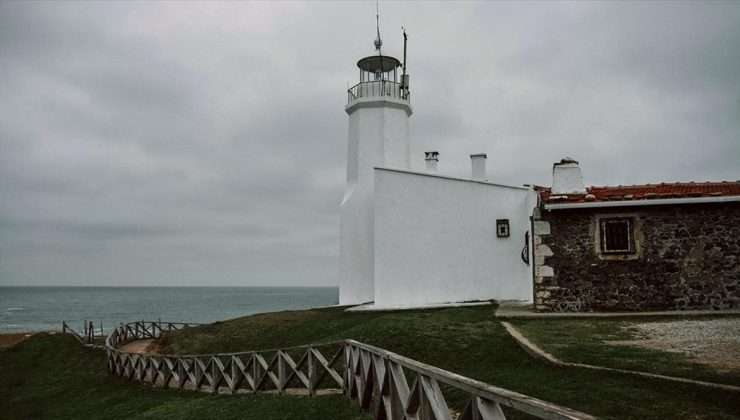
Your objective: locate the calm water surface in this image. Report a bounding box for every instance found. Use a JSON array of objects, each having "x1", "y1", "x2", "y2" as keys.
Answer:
[{"x1": 0, "y1": 287, "x2": 338, "y2": 333}]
